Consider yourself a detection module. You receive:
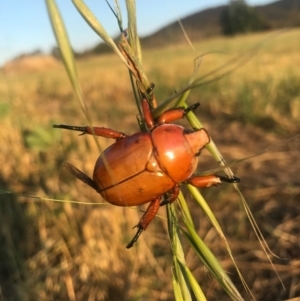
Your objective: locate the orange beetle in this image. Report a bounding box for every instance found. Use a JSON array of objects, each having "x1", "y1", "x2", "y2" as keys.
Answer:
[{"x1": 54, "y1": 98, "x2": 239, "y2": 248}]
